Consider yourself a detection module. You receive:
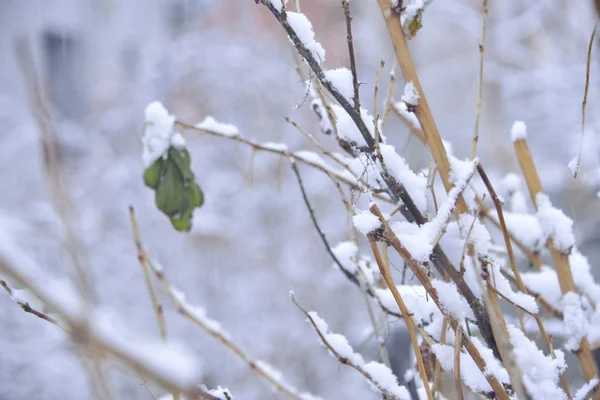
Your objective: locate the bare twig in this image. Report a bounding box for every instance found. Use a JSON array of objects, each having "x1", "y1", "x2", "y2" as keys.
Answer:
[
  {"x1": 453, "y1": 324, "x2": 464, "y2": 400},
  {"x1": 0, "y1": 279, "x2": 58, "y2": 326},
  {"x1": 370, "y1": 241, "x2": 434, "y2": 400},
  {"x1": 260, "y1": 1, "x2": 375, "y2": 151},
  {"x1": 574, "y1": 23, "x2": 598, "y2": 178},
  {"x1": 513, "y1": 135, "x2": 599, "y2": 393},
  {"x1": 292, "y1": 295, "x2": 406, "y2": 400},
  {"x1": 369, "y1": 204, "x2": 510, "y2": 400},
  {"x1": 129, "y1": 207, "x2": 168, "y2": 341},
  {"x1": 471, "y1": 0, "x2": 488, "y2": 159},
  {"x1": 176, "y1": 120, "x2": 392, "y2": 203},
  {"x1": 342, "y1": 0, "x2": 361, "y2": 112}
]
